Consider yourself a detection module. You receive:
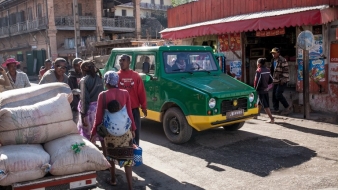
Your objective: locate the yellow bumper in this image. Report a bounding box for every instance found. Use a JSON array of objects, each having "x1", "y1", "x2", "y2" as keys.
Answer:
[{"x1": 186, "y1": 108, "x2": 259, "y2": 131}]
